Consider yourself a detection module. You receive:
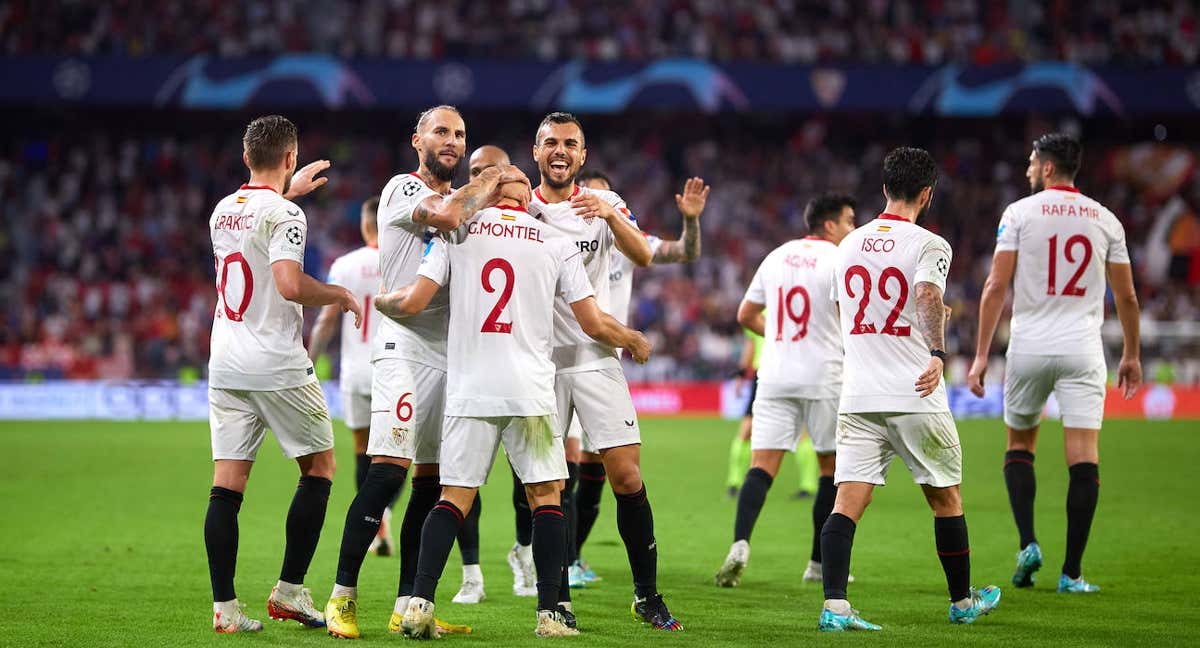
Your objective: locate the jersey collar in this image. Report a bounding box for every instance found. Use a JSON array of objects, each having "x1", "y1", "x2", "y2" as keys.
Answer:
[
  {"x1": 534, "y1": 184, "x2": 580, "y2": 204},
  {"x1": 239, "y1": 184, "x2": 277, "y2": 193},
  {"x1": 877, "y1": 212, "x2": 910, "y2": 222},
  {"x1": 499, "y1": 204, "x2": 528, "y2": 212},
  {"x1": 1047, "y1": 185, "x2": 1080, "y2": 193}
]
